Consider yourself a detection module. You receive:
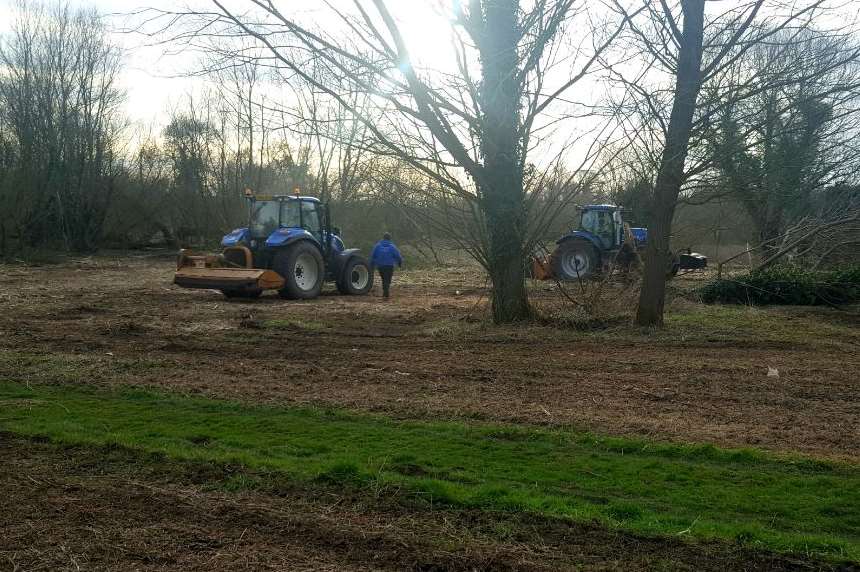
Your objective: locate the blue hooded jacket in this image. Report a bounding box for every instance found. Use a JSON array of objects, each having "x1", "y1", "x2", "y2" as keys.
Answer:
[{"x1": 370, "y1": 239, "x2": 403, "y2": 268}]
